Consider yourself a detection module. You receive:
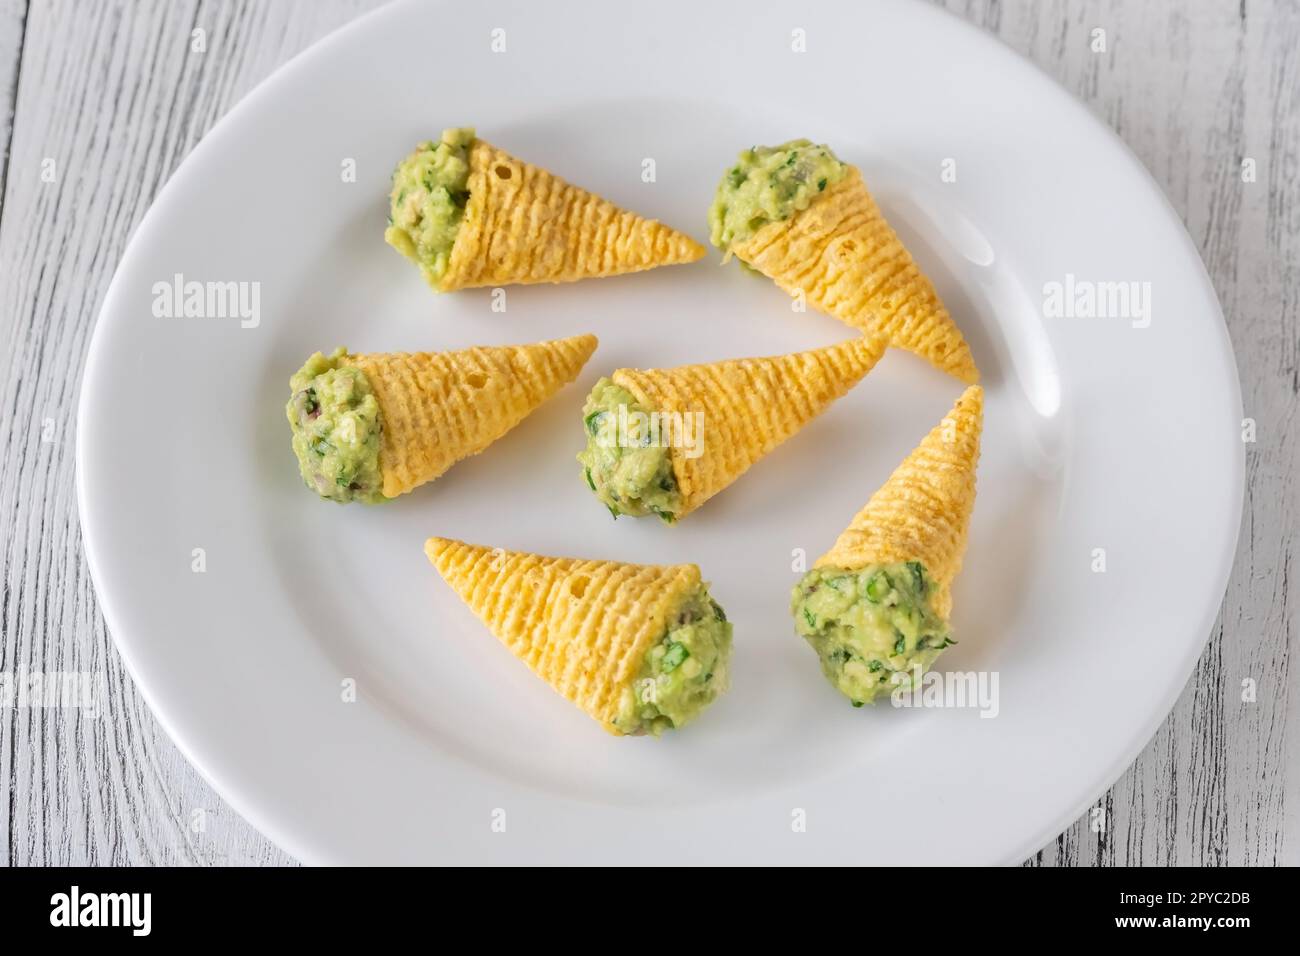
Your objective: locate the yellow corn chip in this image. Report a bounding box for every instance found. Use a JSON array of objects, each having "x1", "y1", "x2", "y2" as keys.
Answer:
[
  {"x1": 348, "y1": 334, "x2": 597, "y2": 498},
  {"x1": 816, "y1": 385, "x2": 983, "y2": 618},
  {"x1": 425, "y1": 537, "x2": 701, "y2": 733},
  {"x1": 733, "y1": 168, "x2": 979, "y2": 384},
  {"x1": 440, "y1": 138, "x2": 704, "y2": 290},
  {"x1": 613, "y1": 334, "x2": 887, "y2": 518}
]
